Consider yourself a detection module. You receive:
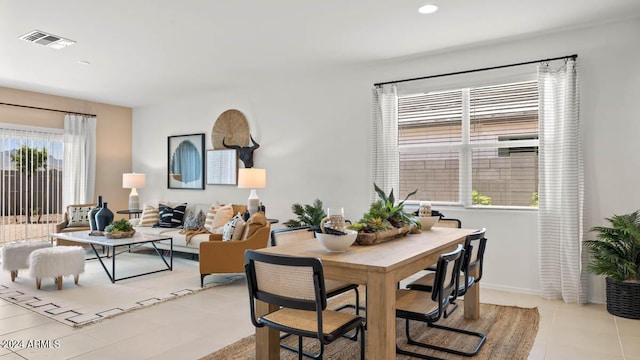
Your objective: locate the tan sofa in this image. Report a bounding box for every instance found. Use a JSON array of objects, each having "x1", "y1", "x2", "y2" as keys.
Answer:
[
  {"x1": 131, "y1": 203, "x2": 247, "y2": 255},
  {"x1": 199, "y1": 211, "x2": 271, "y2": 287}
]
